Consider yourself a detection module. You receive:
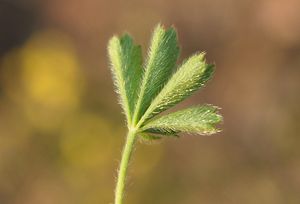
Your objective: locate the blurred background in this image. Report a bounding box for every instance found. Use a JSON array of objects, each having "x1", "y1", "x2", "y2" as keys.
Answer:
[{"x1": 0, "y1": 0, "x2": 300, "y2": 203}]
